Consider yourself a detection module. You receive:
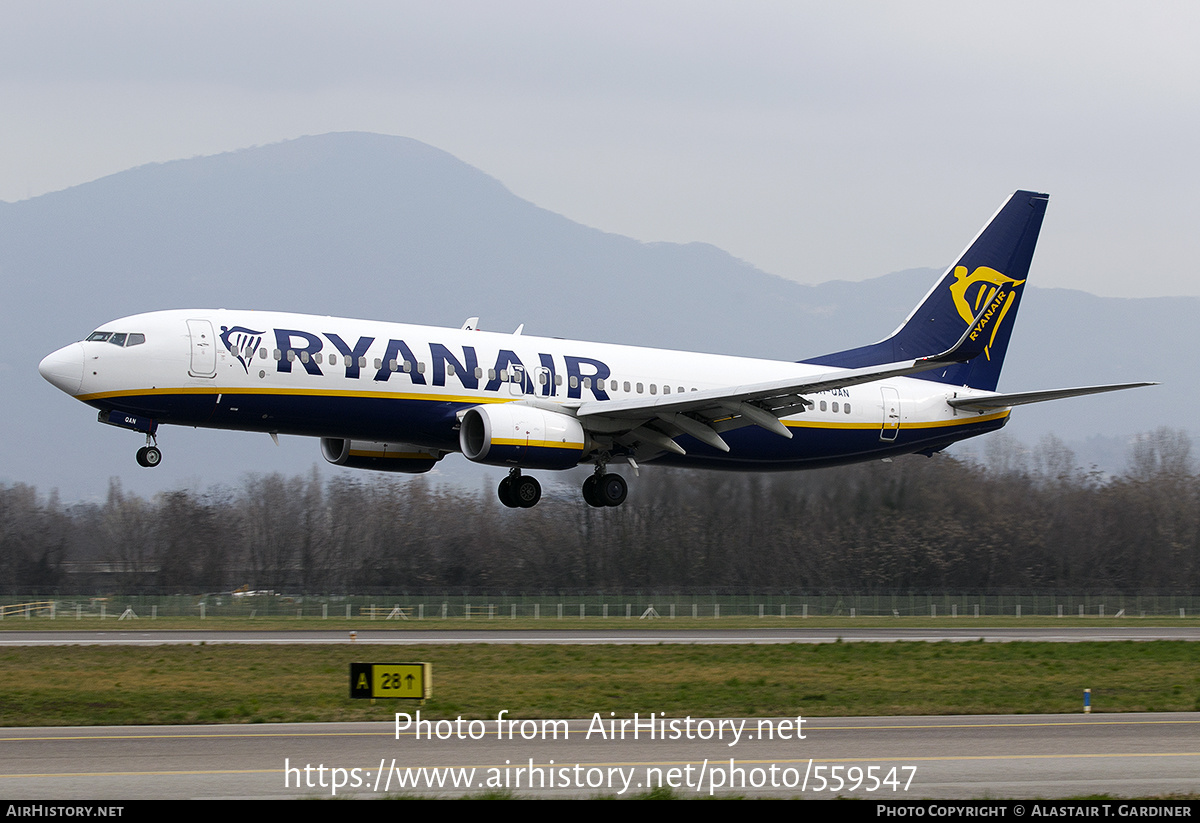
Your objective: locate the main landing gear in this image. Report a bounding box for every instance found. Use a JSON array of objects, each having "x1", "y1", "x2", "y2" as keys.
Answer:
[
  {"x1": 582, "y1": 467, "x2": 627, "y2": 508},
  {"x1": 495, "y1": 466, "x2": 629, "y2": 509},
  {"x1": 498, "y1": 468, "x2": 541, "y2": 509},
  {"x1": 135, "y1": 434, "x2": 162, "y2": 468}
]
